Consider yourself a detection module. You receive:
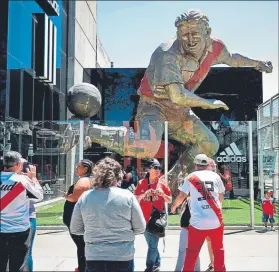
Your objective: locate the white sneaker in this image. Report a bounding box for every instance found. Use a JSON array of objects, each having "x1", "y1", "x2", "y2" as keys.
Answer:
[
  {"x1": 271, "y1": 227, "x2": 275, "y2": 231},
  {"x1": 264, "y1": 227, "x2": 268, "y2": 231}
]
